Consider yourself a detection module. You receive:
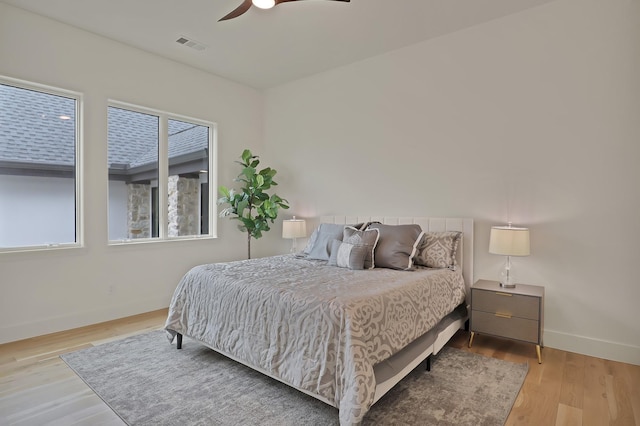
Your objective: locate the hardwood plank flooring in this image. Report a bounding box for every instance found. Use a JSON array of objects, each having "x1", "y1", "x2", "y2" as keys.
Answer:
[
  {"x1": 1, "y1": 310, "x2": 638, "y2": 425},
  {"x1": 0, "y1": 310, "x2": 166, "y2": 426},
  {"x1": 448, "y1": 332, "x2": 640, "y2": 426}
]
